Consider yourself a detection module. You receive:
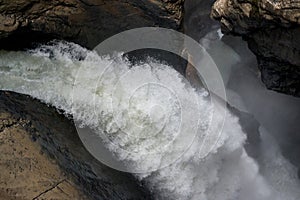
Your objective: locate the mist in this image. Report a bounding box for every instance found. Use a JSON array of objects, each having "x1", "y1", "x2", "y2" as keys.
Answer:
[{"x1": 184, "y1": 0, "x2": 300, "y2": 198}]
